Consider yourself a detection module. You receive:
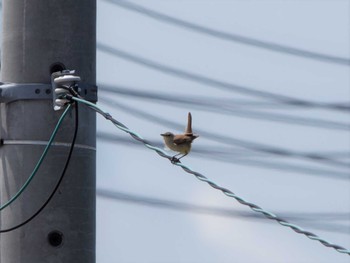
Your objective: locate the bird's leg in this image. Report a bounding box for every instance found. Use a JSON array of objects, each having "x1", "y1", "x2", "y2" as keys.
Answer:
[
  {"x1": 171, "y1": 155, "x2": 180, "y2": 164},
  {"x1": 171, "y1": 153, "x2": 184, "y2": 163},
  {"x1": 177, "y1": 153, "x2": 188, "y2": 160}
]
